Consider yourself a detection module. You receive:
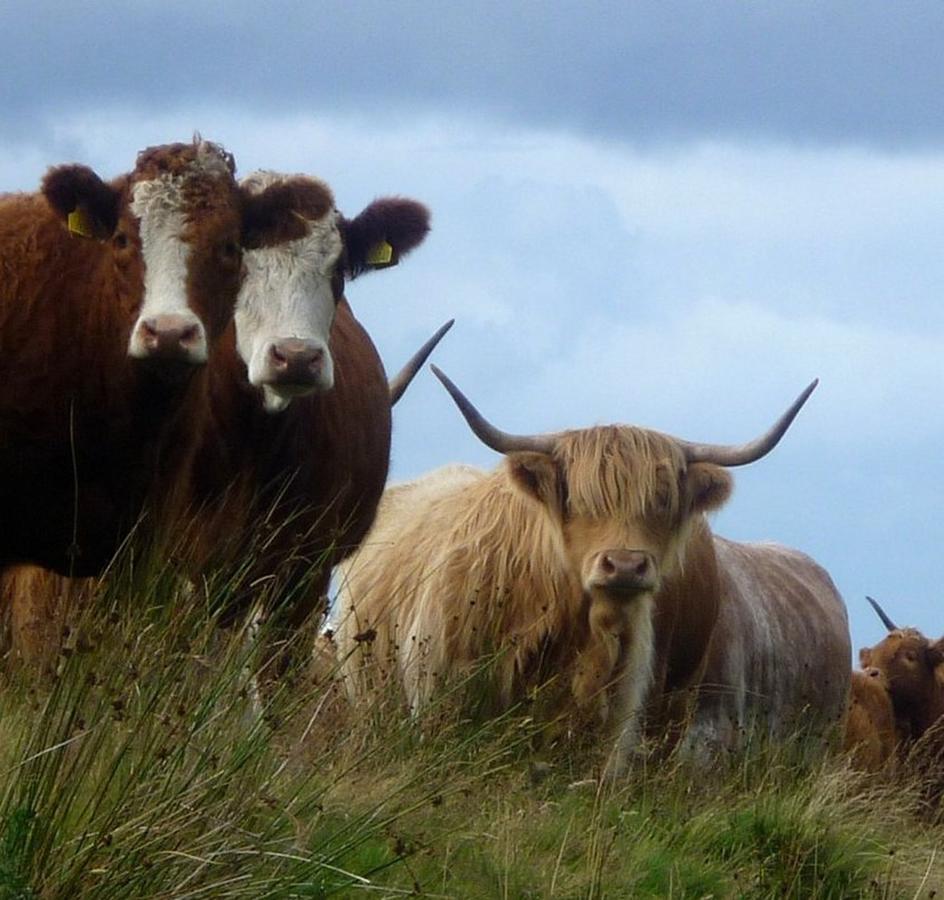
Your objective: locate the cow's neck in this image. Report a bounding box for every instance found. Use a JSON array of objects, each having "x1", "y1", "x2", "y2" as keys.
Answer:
[{"x1": 906, "y1": 684, "x2": 944, "y2": 738}]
